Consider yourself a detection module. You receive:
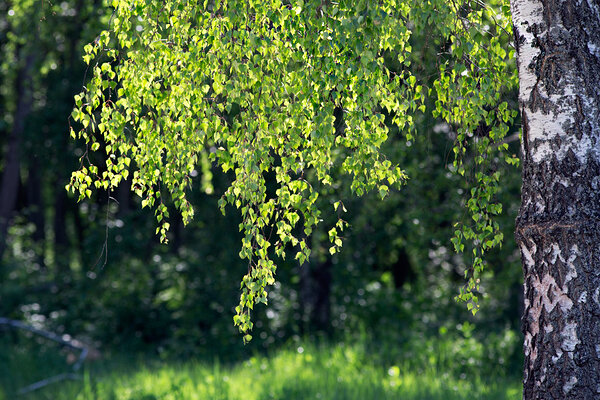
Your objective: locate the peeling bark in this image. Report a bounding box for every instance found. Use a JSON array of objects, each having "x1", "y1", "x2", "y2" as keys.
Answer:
[{"x1": 511, "y1": 0, "x2": 600, "y2": 398}]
